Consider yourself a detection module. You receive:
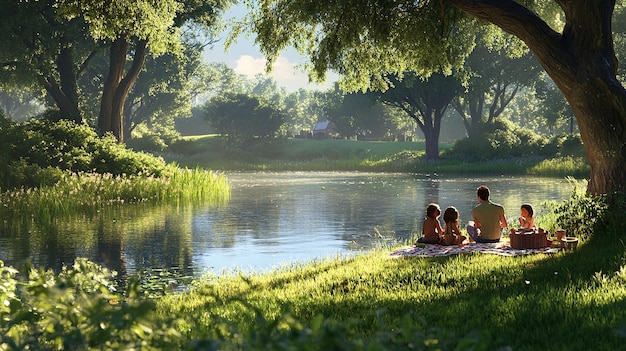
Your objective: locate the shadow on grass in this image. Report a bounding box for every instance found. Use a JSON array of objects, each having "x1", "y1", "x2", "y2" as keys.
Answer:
[{"x1": 378, "y1": 233, "x2": 626, "y2": 350}]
